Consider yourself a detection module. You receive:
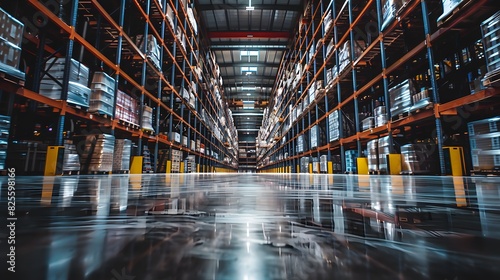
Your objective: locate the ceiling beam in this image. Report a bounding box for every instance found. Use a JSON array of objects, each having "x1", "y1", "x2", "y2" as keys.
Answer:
[
  {"x1": 210, "y1": 44, "x2": 287, "y2": 50},
  {"x1": 222, "y1": 75, "x2": 277, "y2": 81},
  {"x1": 231, "y1": 112, "x2": 264, "y2": 116},
  {"x1": 197, "y1": 4, "x2": 302, "y2": 12},
  {"x1": 217, "y1": 62, "x2": 281, "y2": 68},
  {"x1": 225, "y1": 84, "x2": 276, "y2": 89},
  {"x1": 208, "y1": 31, "x2": 291, "y2": 39}
]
